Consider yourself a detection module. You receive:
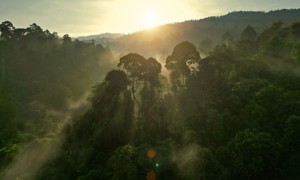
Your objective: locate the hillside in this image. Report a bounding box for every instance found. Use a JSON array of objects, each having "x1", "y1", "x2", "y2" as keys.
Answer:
[
  {"x1": 76, "y1": 33, "x2": 124, "y2": 46},
  {"x1": 108, "y1": 9, "x2": 300, "y2": 57}
]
